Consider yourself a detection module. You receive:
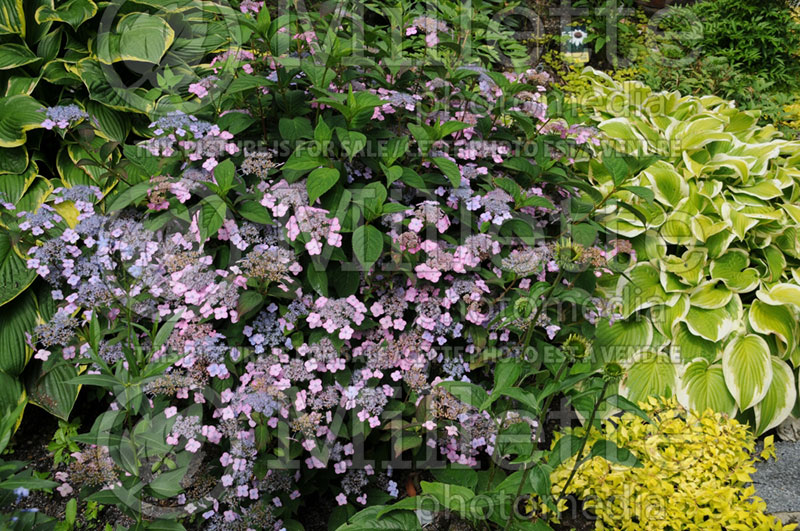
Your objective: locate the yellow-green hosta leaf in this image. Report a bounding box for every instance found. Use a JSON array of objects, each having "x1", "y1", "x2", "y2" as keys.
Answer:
[
  {"x1": 748, "y1": 299, "x2": 796, "y2": 354},
  {"x1": 660, "y1": 209, "x2": 695, "y2": 246},
  {"x1": 690, "y1": 214, "x2": 729, "y2": 242},
  {"x1": 757, "y1": 283, "x2": 800, "y2": 308},
  {"x1": 621, "y1": 351, "x2": 678, "y2": 405},
  {"x1": 722, "y1": 334, "x2": 772, "y2": 410},
  {"x1": 705, "y1": 153, "x2": 752, "y2": 181},
  {"x1": 709, "y1": 250, "x2": 760, "y2": 293},
  {"x1": 598, "y1": 117, "x2": 647, "y2": 150},
  {"x1": 721, "y1": 203, "x2": 758, "y2": 241},
  {"x1": 593, "y1": 316, "x2": 653, "y2": 366},
  {"x1": 651, "y1": 295, "x2": 689, "y2": 340},
  {"x1": 660, "y1": 249, "x2": 706, "y2": 286},
  {"x1": 618, "y1": 263, "x2": 672, "y2": 318},
  {"x1": 689, "y1": 281, "x2": 732, "y2": 310},
  {"x1": 677, "y1": 358, "x2": 737, "y2": 417},
  {"x1": 783, "y1": 203, "x2": 800, "y2": 225},
  {"x1": 683, "y1": 305, "x2": 737, "y2": 343},
  {"x1": 672, "y1": 321, "x2": 719, "y2": 363},
  {"x1": 731, "y1": 180, "x2": 783, "y2": 200},
  {"x1": 606, "y1": 218, "x2": 646, "y2": 238},
  {"x1": 754, "y1": 357, "x2": 796, "y2": 435},
  {"x1": 642, "y1": 161, "x2": 688, "y2": 208},
  {"x1": 761, "y1": 246, "x2": 787, "y2": 283}
]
